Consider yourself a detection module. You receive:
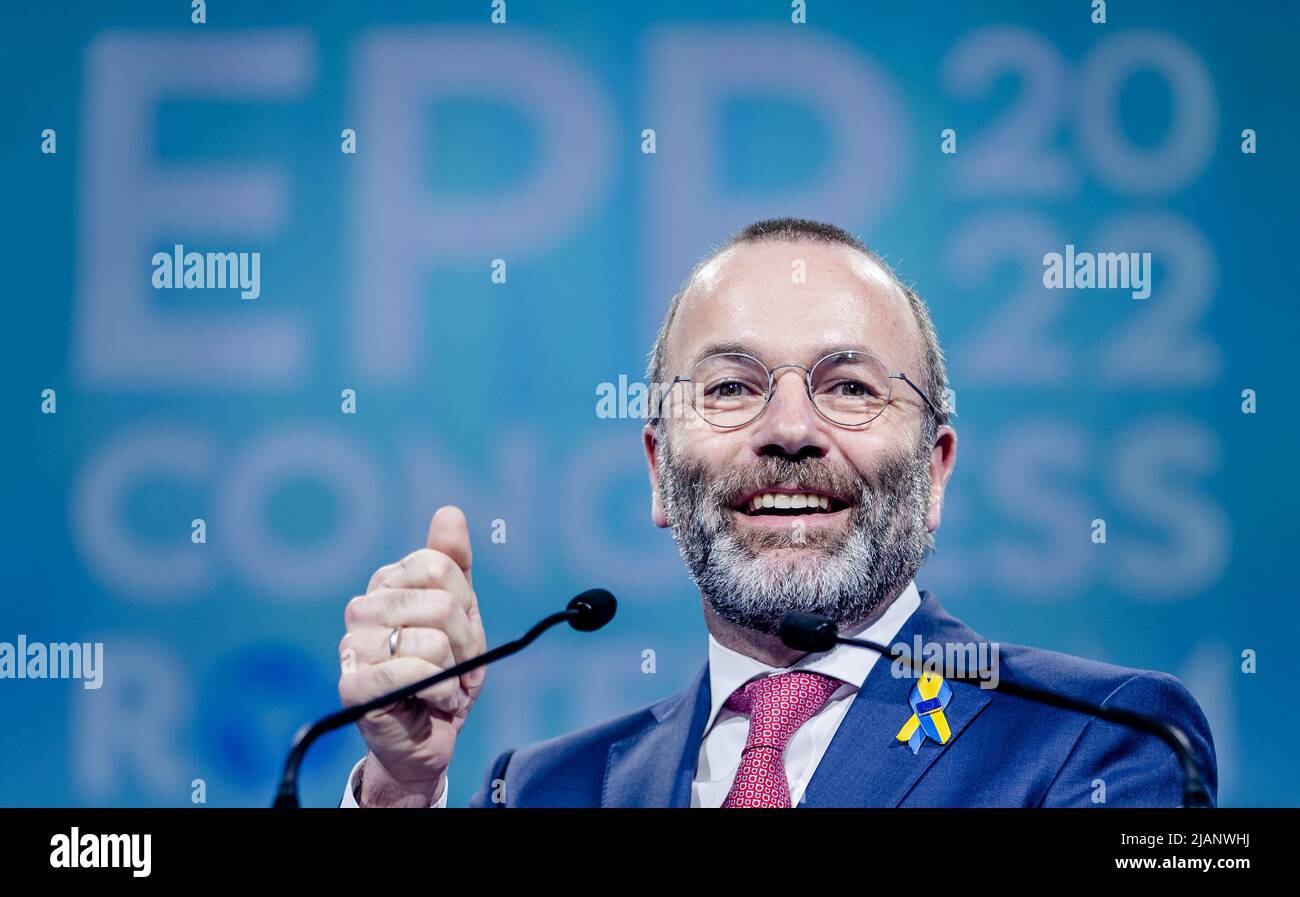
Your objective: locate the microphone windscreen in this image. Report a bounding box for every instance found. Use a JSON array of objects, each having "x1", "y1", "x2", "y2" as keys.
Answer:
[
  {"x1": 567, "y1": 588, "x2": 617, "y2": 632},
  {"x1": 779, "y1": 612, "x2": 839, "y2": 652}
]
